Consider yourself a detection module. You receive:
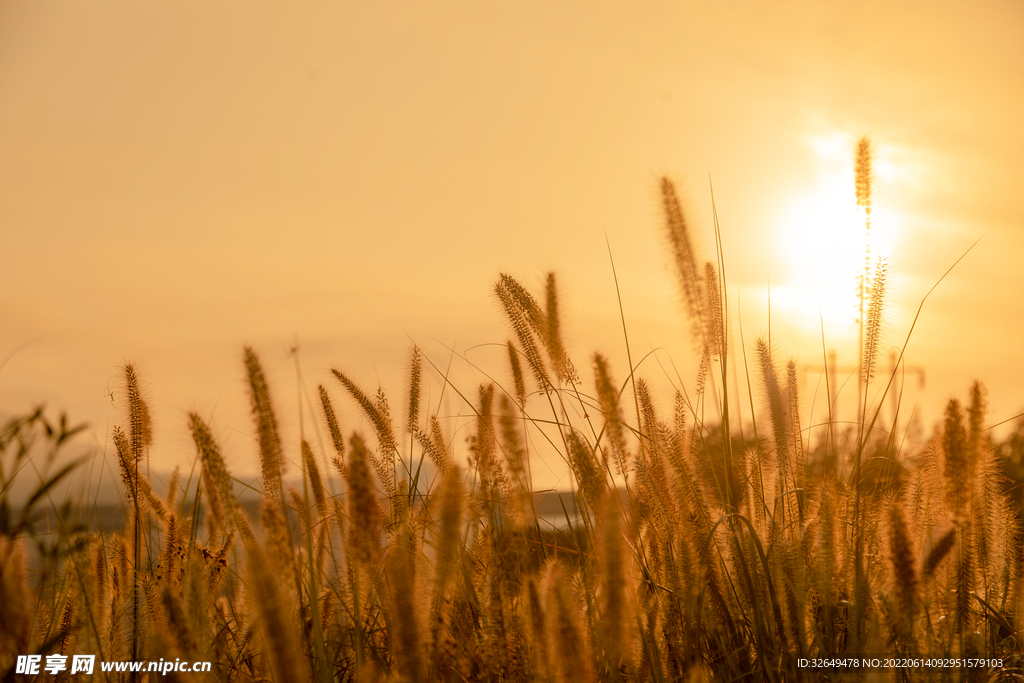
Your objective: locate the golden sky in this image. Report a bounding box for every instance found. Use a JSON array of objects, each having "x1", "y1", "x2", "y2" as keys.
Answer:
[{"x1": 2, "y1": 1, "x2": 1022, "y2": 485}]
